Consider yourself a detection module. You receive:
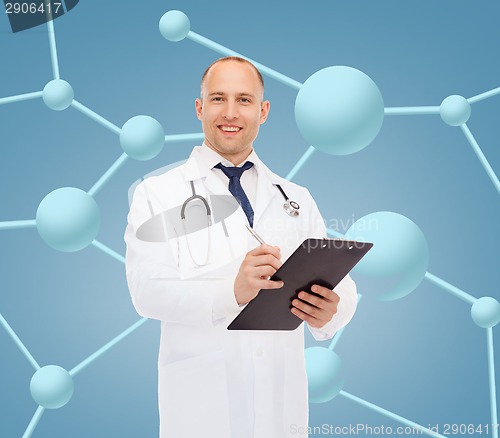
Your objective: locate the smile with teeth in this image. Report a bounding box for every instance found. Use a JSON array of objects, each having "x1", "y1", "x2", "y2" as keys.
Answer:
[{"x1": 219, "y1": 125, "x2": 242, "y2": 132}]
